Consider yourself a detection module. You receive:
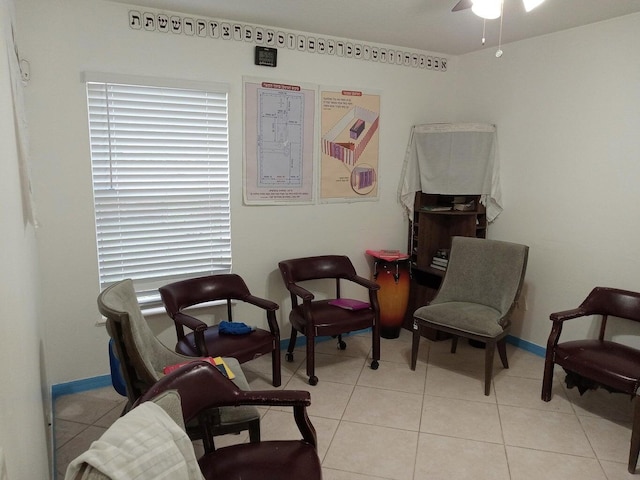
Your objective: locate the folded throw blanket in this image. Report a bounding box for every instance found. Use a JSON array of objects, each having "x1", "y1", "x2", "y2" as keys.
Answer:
[{"x1": 65, "y1": 402, "x2": 204, "y2": 480}]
